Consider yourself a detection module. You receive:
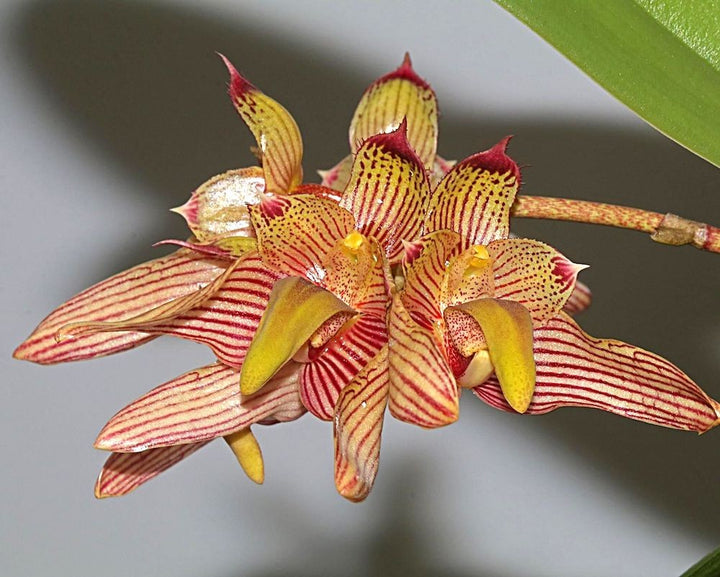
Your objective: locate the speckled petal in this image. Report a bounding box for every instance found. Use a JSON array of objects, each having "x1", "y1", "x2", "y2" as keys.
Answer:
[
  {"x1": 426, "y1": 138, "x2": 520, "y2": 246},
  {"x1": 340, "y1": 122, "x2": 430, "y2": 261}
]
